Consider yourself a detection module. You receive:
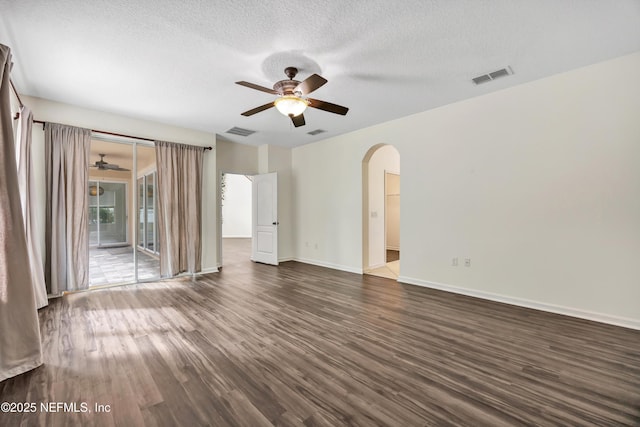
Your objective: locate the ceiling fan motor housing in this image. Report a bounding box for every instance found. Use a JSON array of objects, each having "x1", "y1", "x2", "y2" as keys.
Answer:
[{"x1": 273, "y1": 79, "x2": 301, "y2": 96}]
